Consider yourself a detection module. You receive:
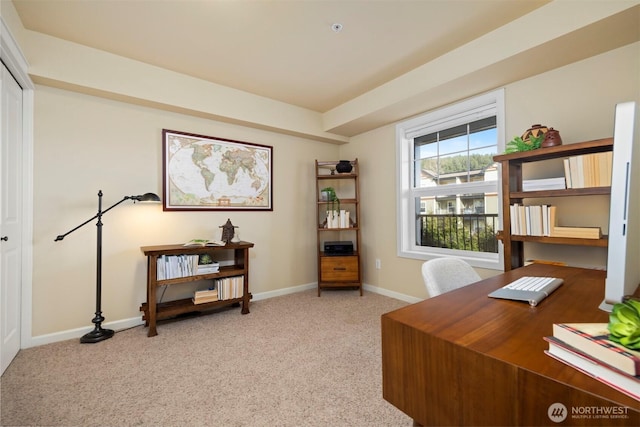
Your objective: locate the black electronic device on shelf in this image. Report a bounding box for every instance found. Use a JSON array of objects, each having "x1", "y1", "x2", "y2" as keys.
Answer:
[{"x1": 324, "y1": 241, "x2": 354, "y2": 256}]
